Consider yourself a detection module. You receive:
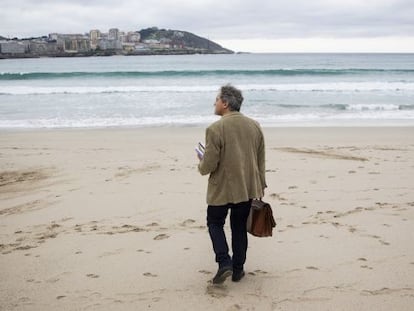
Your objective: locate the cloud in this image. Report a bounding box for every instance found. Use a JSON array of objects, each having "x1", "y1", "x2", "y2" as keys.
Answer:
[{"x1": 192, "y1": 0, "x2": 414, "y2": 39}]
